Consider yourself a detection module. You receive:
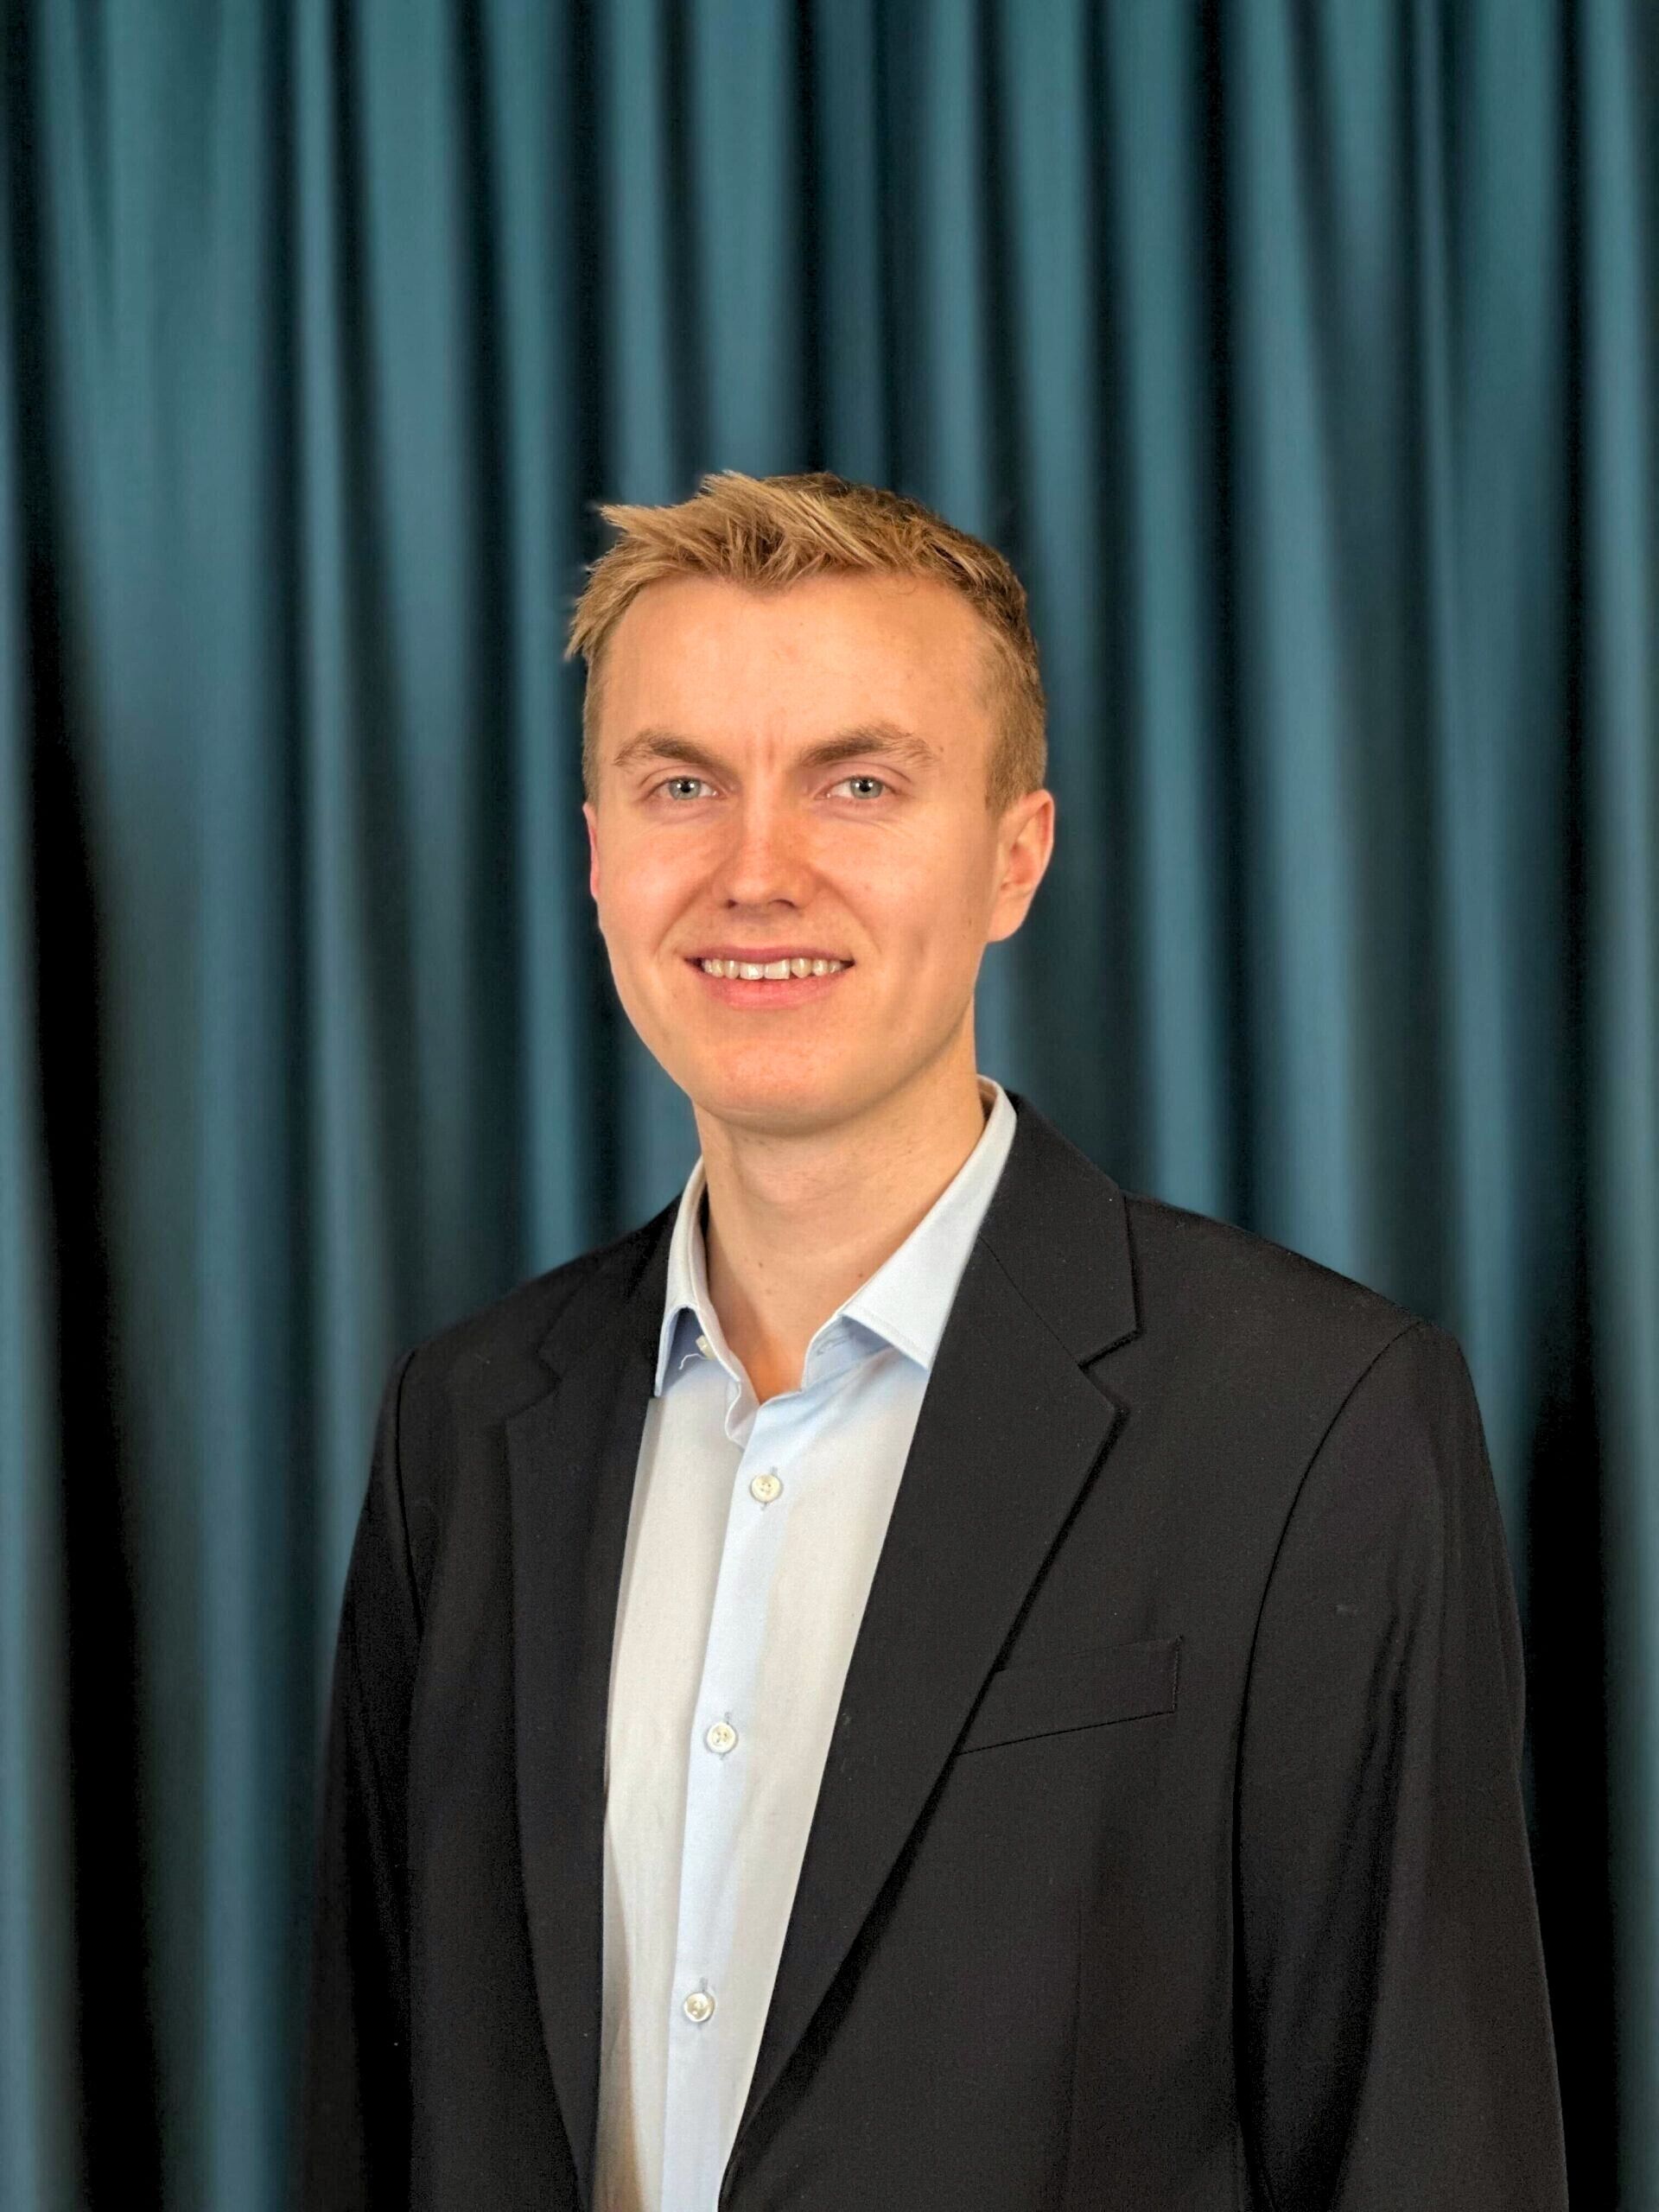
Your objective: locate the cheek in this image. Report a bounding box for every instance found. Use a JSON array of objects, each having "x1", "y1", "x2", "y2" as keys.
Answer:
[
  {"x1": 866, "y1": 860, "x2": 985, "y2": 963},
  {"x1": 599, "y1": 842, "x2": 692, "y2": 941}
]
